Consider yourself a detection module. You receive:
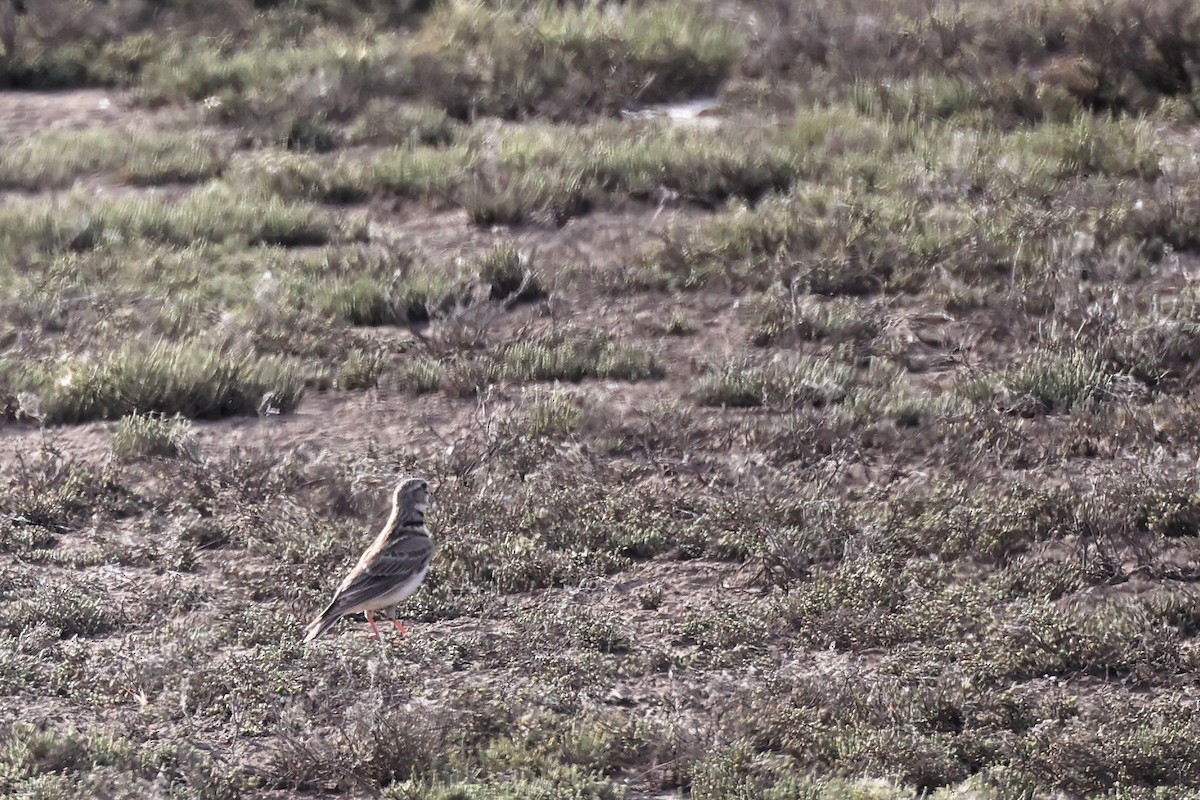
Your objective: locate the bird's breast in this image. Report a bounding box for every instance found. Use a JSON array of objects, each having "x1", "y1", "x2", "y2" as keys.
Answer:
[{"x1": 366, "y1": 564, "x2": 431, "y2": 610}]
